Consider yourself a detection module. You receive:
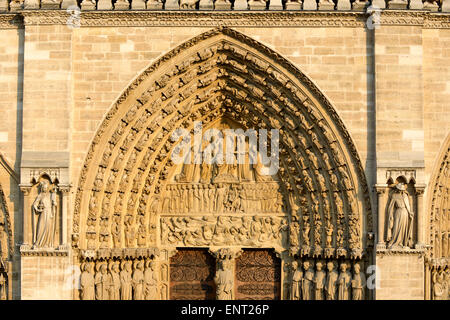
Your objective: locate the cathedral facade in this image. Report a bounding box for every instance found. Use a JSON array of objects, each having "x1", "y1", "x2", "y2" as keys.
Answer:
[{"x1": 0, "y1": 0, "x2": 449, "y2": 300}]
